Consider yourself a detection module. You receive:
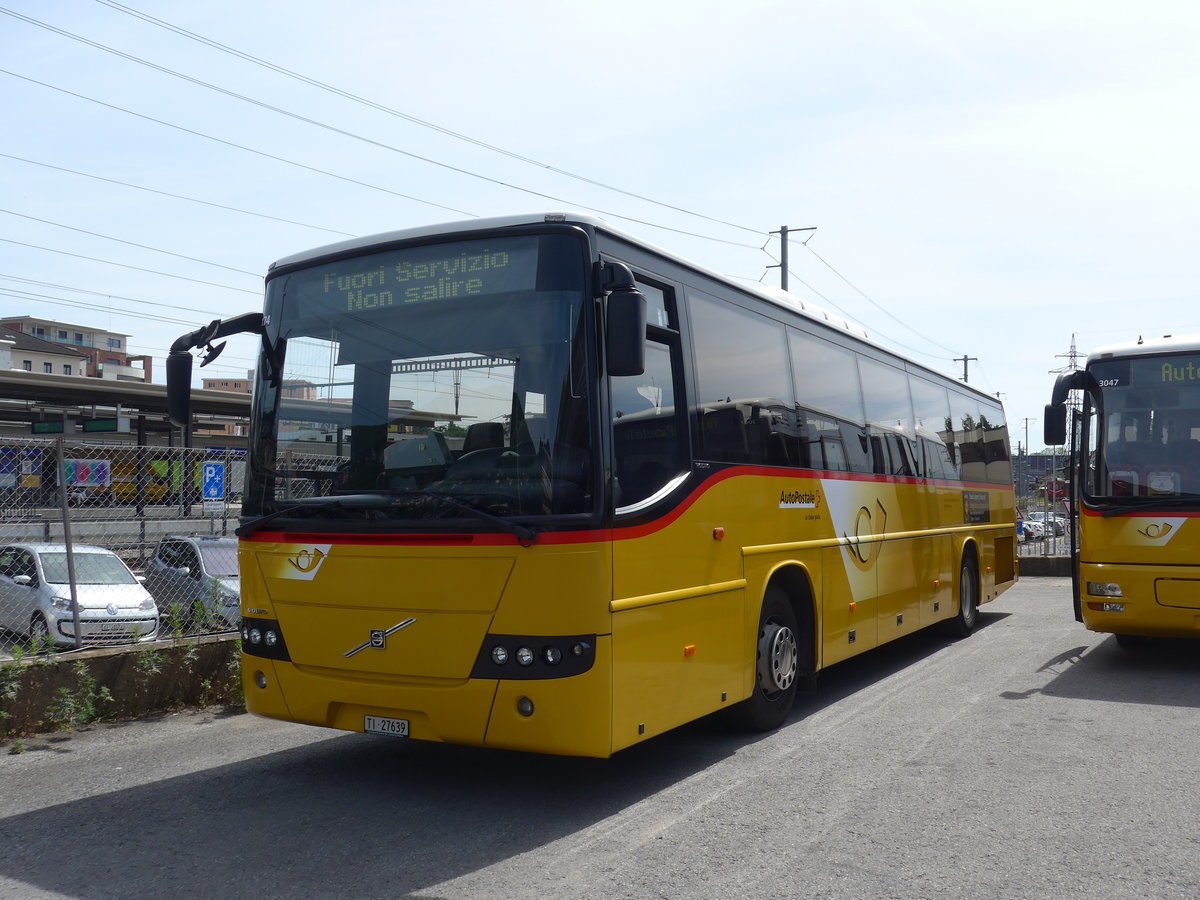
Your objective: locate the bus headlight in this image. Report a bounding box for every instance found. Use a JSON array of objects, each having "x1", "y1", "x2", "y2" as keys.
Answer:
[{"x1": 1087, "y1": 582, "x2": 1124, "y2": 598}]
